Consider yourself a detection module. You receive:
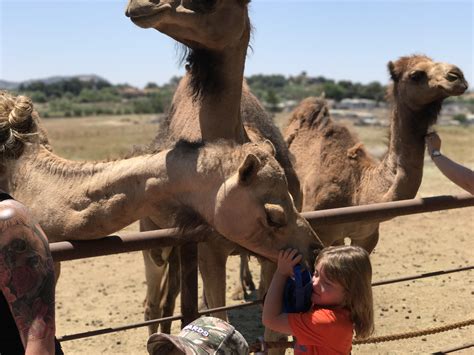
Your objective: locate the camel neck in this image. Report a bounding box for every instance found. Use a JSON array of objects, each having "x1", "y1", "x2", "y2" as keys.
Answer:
[
  {"x1": 197, "y1": 47, "x2": 248, "y2": 143},
  {"x1": 7, "y1": 145, "x2": 225, "y2": 241},
  {"x1": 378, "y1": 102, "x2": 427, "y2": 200},
  {"x1": 170, "y1": 34, "x2": 250, "y2": 144}
]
